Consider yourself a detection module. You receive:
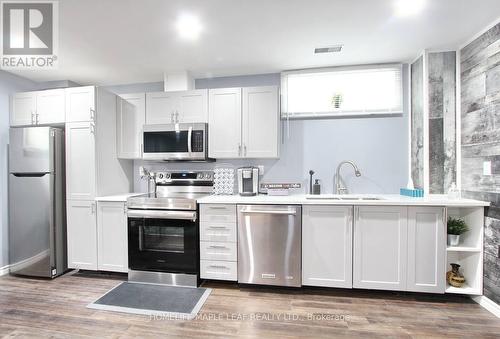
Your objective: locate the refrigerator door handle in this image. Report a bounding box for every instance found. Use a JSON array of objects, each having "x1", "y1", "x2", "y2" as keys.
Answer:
[{"x1": 11, "y1": 172, "x2": 49, "y2": 177}]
